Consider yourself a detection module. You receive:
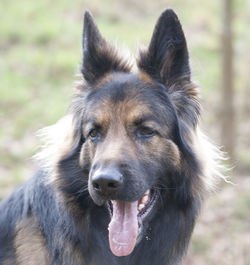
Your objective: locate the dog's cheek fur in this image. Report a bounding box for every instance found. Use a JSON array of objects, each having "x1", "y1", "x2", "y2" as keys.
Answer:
[
  {"x1": 133, "y1": 137, "x2": 180, "y2": 188},
  {"x1": 144, "y1": 130, "x2": 202, "y2": 211},
  {"x1": 134, "y1": 137, "x2": 197, "y2": 214},
  {"x1": 54, "y1": 127, "x2": 90, "y2": 208},
  {"x1": 146, "y1": 137, "x2": 181, "y2": 168},
  {"x1": 79, "y1": 141, "x2": 94, "y2": 172}
]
